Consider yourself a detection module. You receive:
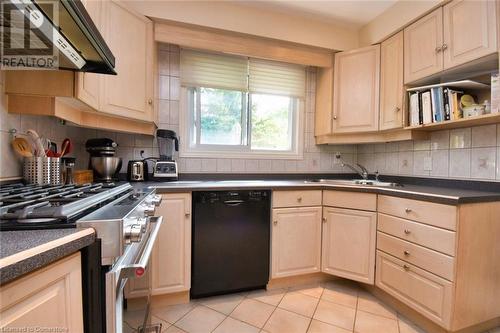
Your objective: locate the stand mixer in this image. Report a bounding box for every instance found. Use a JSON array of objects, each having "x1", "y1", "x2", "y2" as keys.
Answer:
[{"x1": 152, "y1": 130, "x2": 179, "y2": 181}]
